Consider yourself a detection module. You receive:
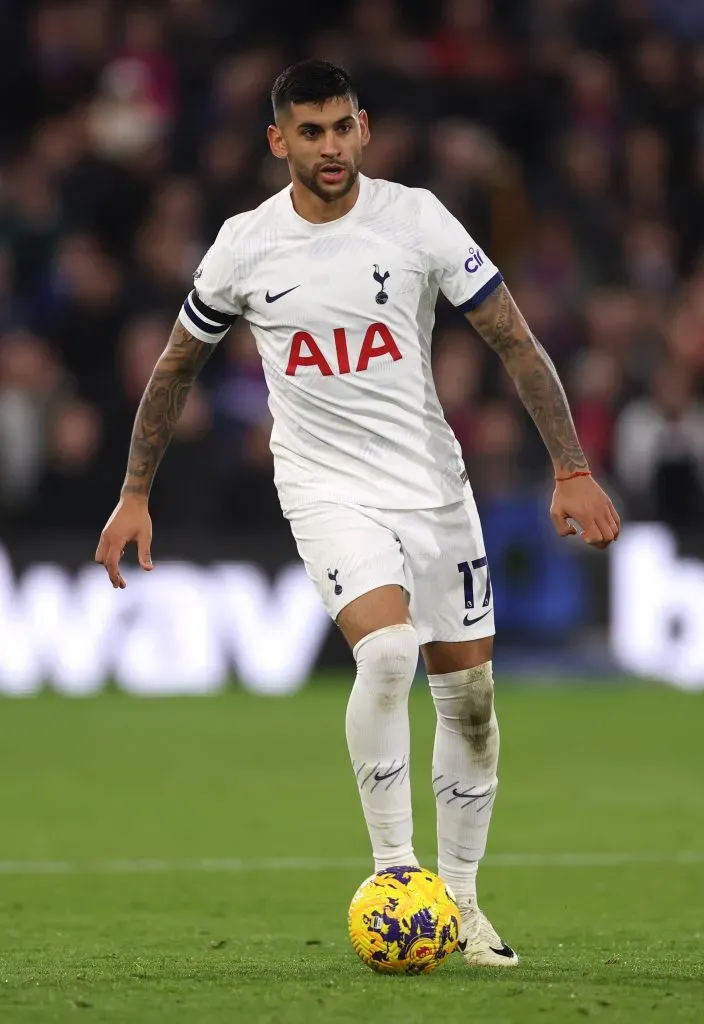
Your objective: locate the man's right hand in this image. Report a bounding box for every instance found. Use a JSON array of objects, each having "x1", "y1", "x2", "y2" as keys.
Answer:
[{"x1": 95, "y1": 495, "x2": 153, "y2": 589}]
